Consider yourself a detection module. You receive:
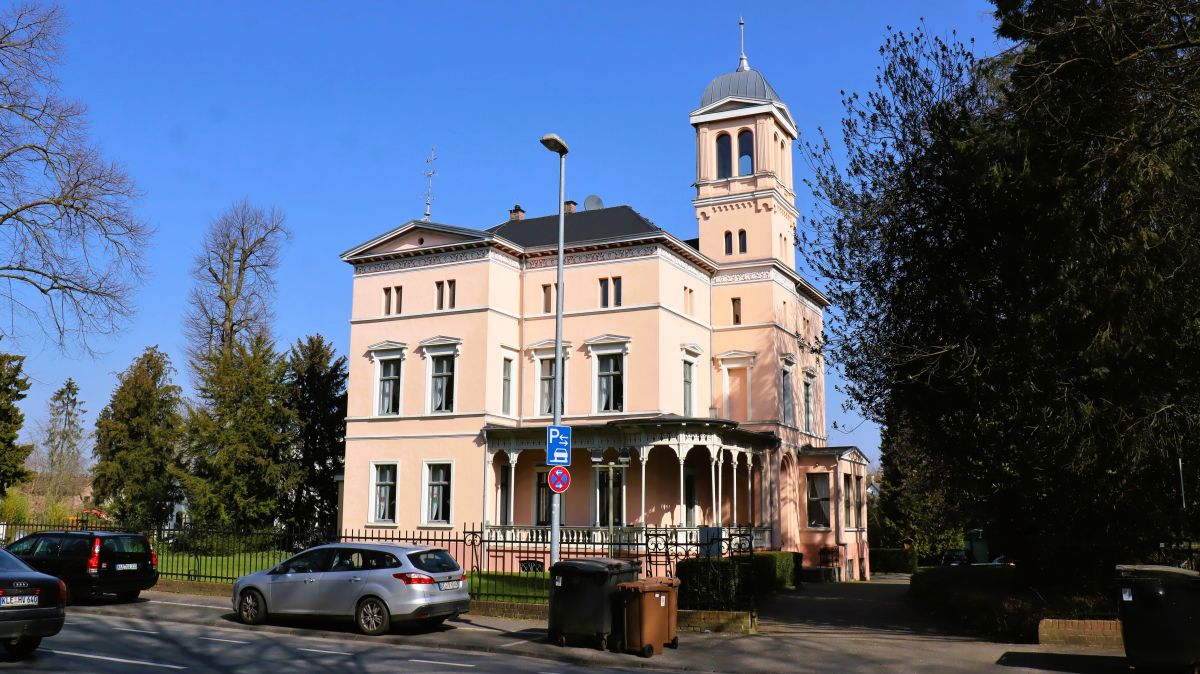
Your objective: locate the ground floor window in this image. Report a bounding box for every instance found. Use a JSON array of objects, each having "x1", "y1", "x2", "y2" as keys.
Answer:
[
  {"x1": 372, "y1": 463, "x2": 397, "y2": 523},
  {"x1": 595, "y1": 468, "x2": 624, "y2": 526},
  {"x1": 498, "y1": 465, "x2": 511, "y2": 525},
  {"x1": 425, "y1": 462, "x2": 452, "y2": 525},
  {"x1": 535, "y1": 471, "x2": 551, "y2": 526},
  {"x1": 807, "y1": 472, "x2": 830, "y2": 528}
]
